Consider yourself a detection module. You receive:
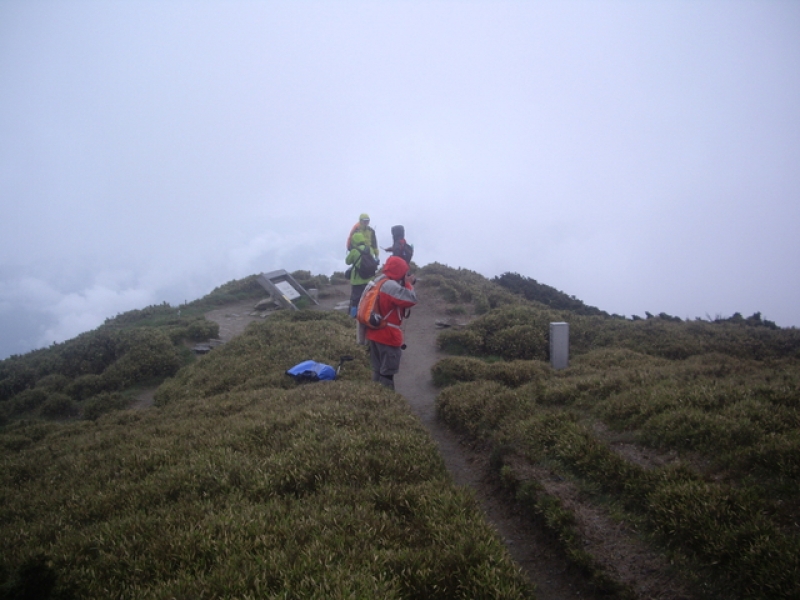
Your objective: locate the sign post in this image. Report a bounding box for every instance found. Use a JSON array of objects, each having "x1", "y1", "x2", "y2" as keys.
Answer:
[{"x1": 256, "y1": 270, "x2": 319, "y2": 311}]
